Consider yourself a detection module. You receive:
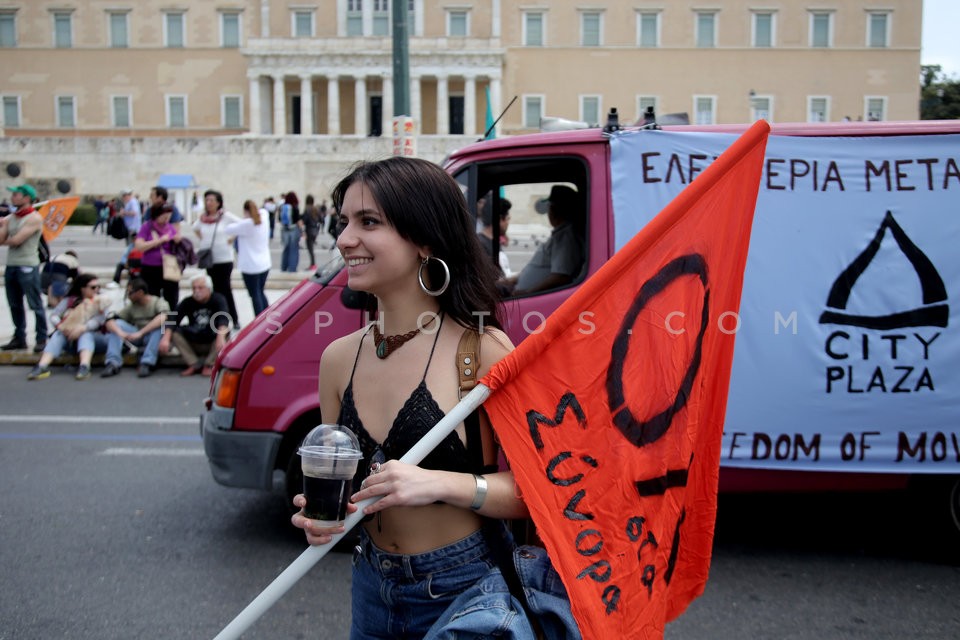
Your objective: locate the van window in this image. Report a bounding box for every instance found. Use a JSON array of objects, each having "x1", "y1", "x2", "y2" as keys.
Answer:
[{"x1": 456, "y1": 156, "x2": 589, "y2": 298}]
